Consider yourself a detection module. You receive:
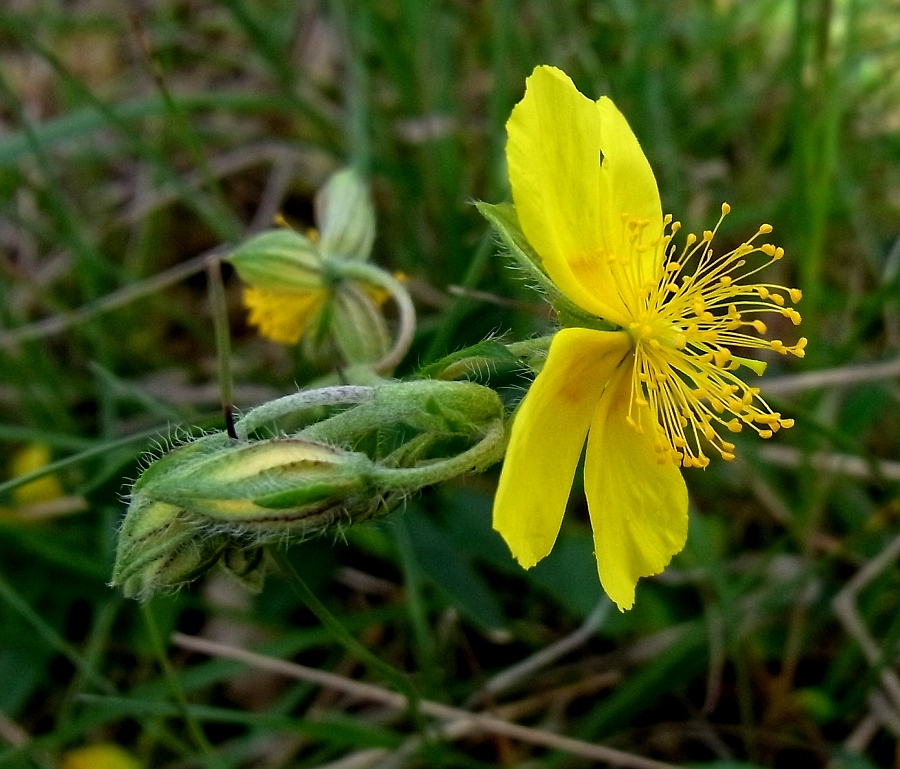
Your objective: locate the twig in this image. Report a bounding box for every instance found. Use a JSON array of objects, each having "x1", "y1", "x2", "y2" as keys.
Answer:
[
  {"x1": 467, "y1": 600, "x2": 611, "y2": 708},
  {"x1": 762, "y1": 358, "x2": 900, "y2": 395},
  {"x1": 310, "y1": 749, "x2": 390, "y2": 769},
  {"x1": 832, "y1": 533, "x2": 900, "y2": 715},
  {"x1": 0, "y1": 247, "x2": 225, "y2": 346},
  {"x1": 171, "y1": 632, "x2": 679, "y2": 769},
  {"x1": 757, "y1": 445, "x2": 900, "y2": 482},
  {"x1": 0, "y1": 711, "x2": 29, "y2": 748}
]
